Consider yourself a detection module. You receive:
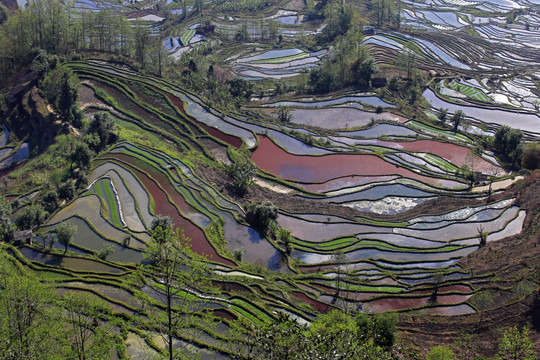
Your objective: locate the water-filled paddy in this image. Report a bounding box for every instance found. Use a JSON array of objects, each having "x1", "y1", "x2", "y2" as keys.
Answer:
[
  {"x1": 221, "y1": 212, "x2": 285, "y2": 271},
  {"x1": 19, "y1": 247, "x2": 125, "y2": 273},
  {"x1": 423, "y1": 89, "x2": 540, "y2": 135},
  {"x1": 105, "y1": 153, "x2": 234, "y2": 266},
  {"x1": 45, "y1": 216, "x2": 143, "y2": 263},
  {"x1": 266, "y1": 95, "x2": 396, "y2": 109},
  {"x1": 290, "y1": 108, "x2": 405, "y2": 129},
  {"x1": 339, "y1": 124, "x2": 417, "y2": 138},
  {"x1": 252, "y1": 136, "x2": 456, "y2": 187}
]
